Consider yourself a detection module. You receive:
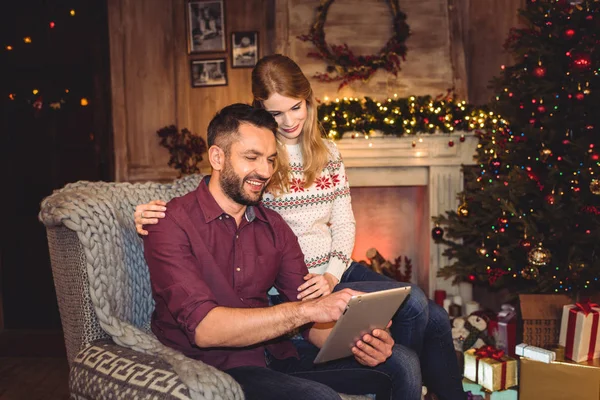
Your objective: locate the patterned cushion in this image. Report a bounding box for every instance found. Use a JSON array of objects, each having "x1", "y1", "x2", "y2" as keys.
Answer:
[
  {"x1": 71, "y1": 341, "x2": 373, "y2": 400},
  {"x1": 71, "y1": 341, "x2": 191, "y2": 400}
]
